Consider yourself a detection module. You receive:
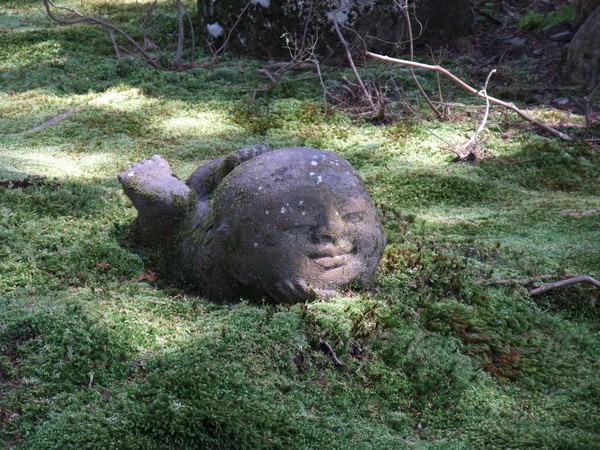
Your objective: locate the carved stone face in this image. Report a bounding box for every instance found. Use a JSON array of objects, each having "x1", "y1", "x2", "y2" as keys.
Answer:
[{"x1": 208, "y1": 148, "x2": 385, "y2": 302}]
